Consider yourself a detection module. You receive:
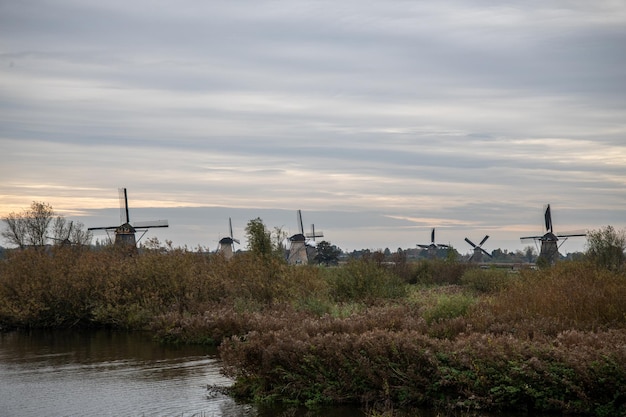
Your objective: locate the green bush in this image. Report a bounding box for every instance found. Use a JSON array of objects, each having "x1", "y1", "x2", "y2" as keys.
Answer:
[
  {"x1": 460, "y1": 267, "x2": 512, "y2": 293},
  {"x1": 422, "y1": 292, "x2": 476, "y2": 324},
  {"x1": 325, "y1": 258, "x2": 406, "y2": 302},
  {"x1": 409, "y1": 260, "x2": 469, "y2": 285}
]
